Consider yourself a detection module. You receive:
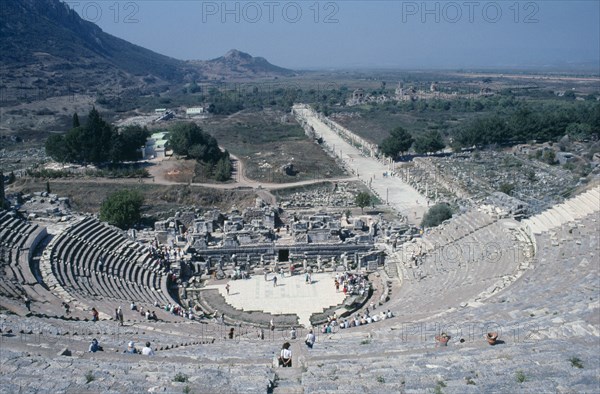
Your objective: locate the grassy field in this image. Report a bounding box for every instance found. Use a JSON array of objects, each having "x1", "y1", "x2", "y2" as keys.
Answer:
[
  {"x1": 199, "y1": 109, "x2": 347, "y2": 183},
  {"x1": 330, "y1": 103, "x2": 488, "y2": 145}
]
